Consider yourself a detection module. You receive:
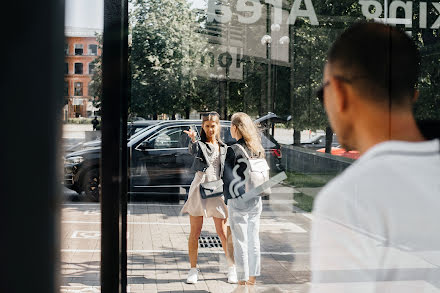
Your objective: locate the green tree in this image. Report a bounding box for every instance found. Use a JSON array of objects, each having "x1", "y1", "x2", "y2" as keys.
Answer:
[
  {"x1": 130, "y1": 0, "x2": 203, "y2": 119},
  {"x1": 89, "y1": 33, "x2": 103, "y2": 116}
]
